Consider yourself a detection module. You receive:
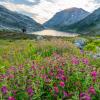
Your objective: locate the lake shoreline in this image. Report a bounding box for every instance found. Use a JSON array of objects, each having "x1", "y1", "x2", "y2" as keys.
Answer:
[{"x1": 29, "y1": 29, "x2": 78, "y2": 37}]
